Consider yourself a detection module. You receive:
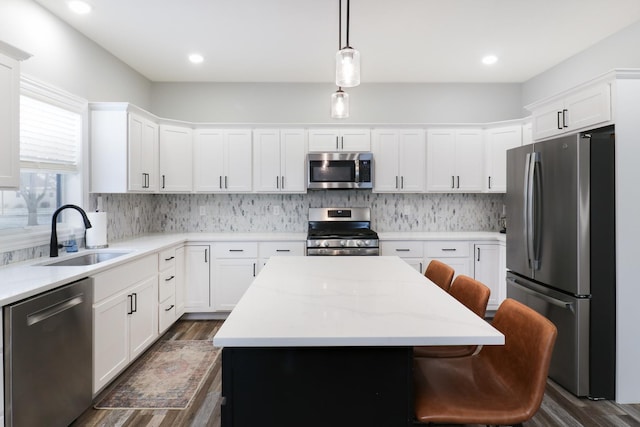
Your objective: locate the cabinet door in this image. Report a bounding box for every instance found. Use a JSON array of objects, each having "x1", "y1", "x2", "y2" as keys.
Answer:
[
  {"x1": 159, "y1": 124, "x2": 193, "y2": 192},
  {"x1": 341, "y1": 129, "x2": 371, "y2": 151},
  {"x1": 372, "y1": 129, "x2": 400, "y2": 192},
  {"x1": 280, "y1": 129, "x2": 307, "y2": 192},
  {"x1": 128, "y1": 275, "x2": 158, "y2": 360},
  {"x1": 0, "y1": 52, "x2": 20, "y2": 189},
  {"x1": 426, "y1": 130, "x2": 456, "y2": 191},
  {"x1": 213, "y1": 259, "x2": 257, "y2": 311},
  {"x1": 398, "y1": 130, "x2": 426, "y2": 192},
  {"x1": 93, "y1": 293, "x2": 129, "y2": 393},
  {"x1": 565, "y1": 83, "x2": 611, "y2": 131},
  {"x1": 455, "y1": 130, "x2": 484, "y2": 192},
  {"x1": 253, "y1": 129, "x2": 281, "y2": 192},
  {"x1": 225, "y1": 130, "x2": 253, "y2": 192},
  {"x1": 185, "y1": 245, "x2": 211, "y2": 311},
  {"x1": 308, "y1": 129, "x2": 340, "y2": 152},
  {"x1": 532, "y1": 100, "x2": 565, "y2": 140},
  {"x1": 485, "y1": 126, "x2": 522, "y2": 193},
  {"x1": 128, "y1": 114, "x2": 158, "y2": 192},
  {"x1": 193, "y1": 129, "x2": 225, "y2": 192},
  {"x1": 473, "y1": 244, "x2": 501, "y2": 311}
]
